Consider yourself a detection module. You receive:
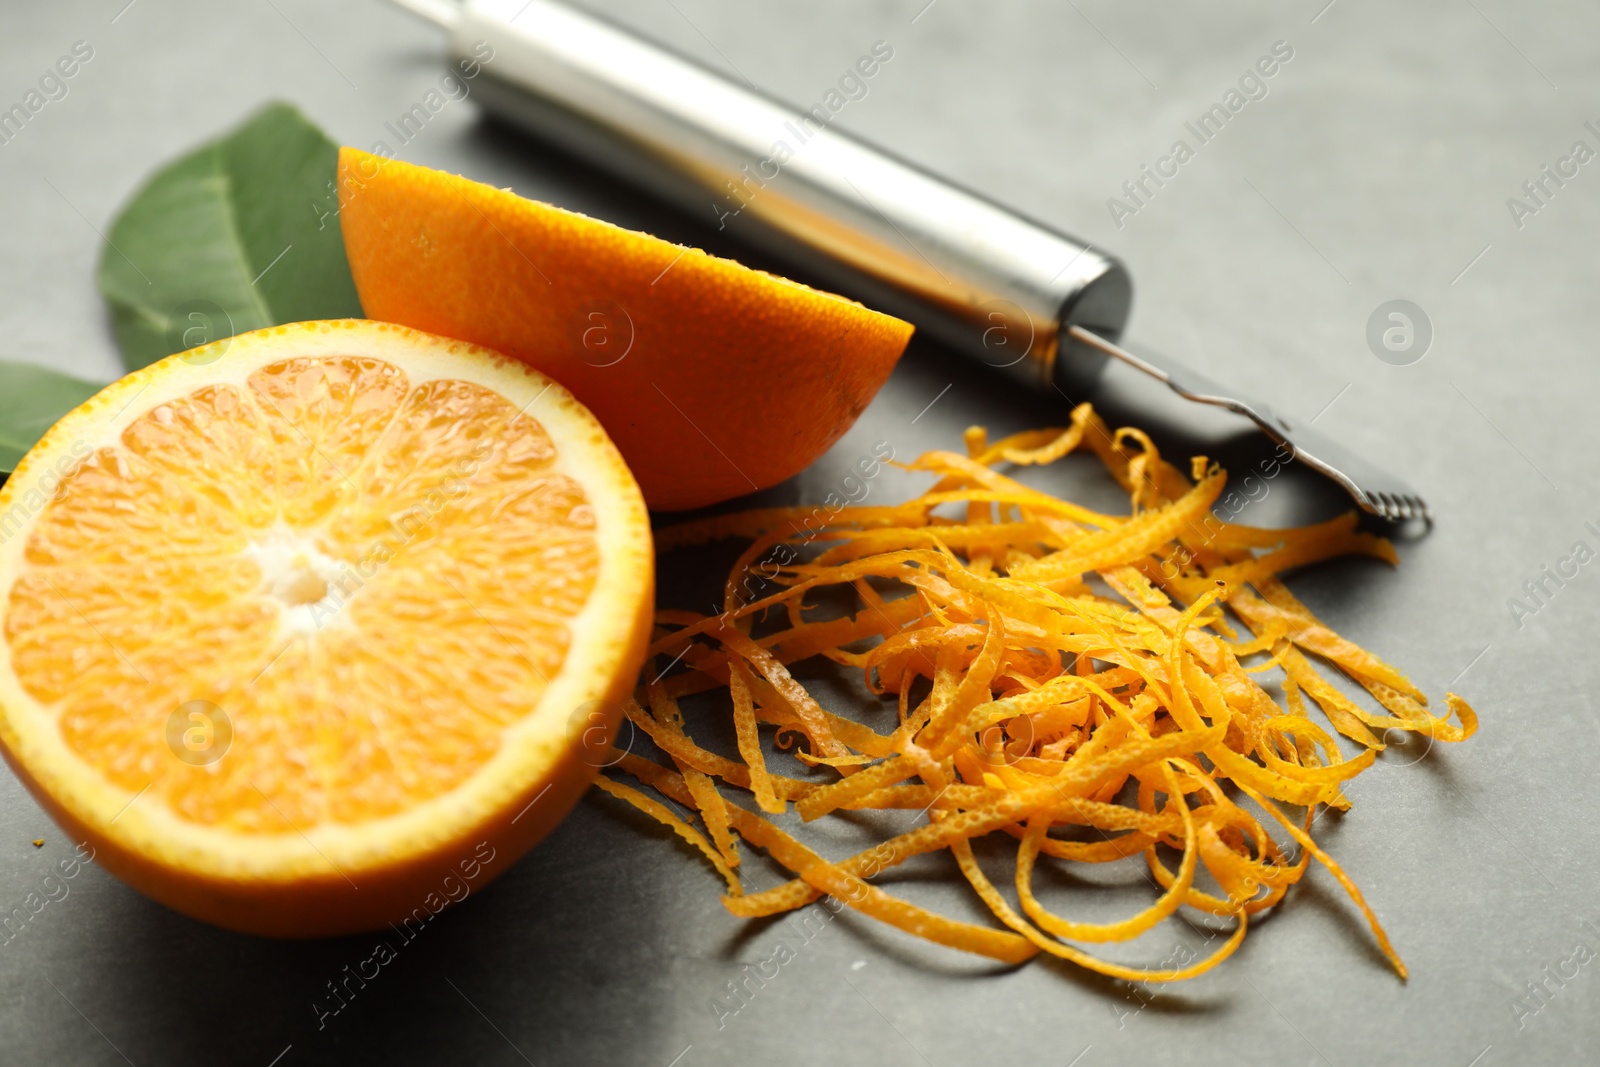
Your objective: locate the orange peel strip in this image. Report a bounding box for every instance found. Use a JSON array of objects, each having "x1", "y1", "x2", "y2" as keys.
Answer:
[
  {"x1": 591, "y1": 775, "x2": 741, "y2": 897},
  {"x1": 604, "y1": 408, "x2": 1477, "y2": 985}
]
